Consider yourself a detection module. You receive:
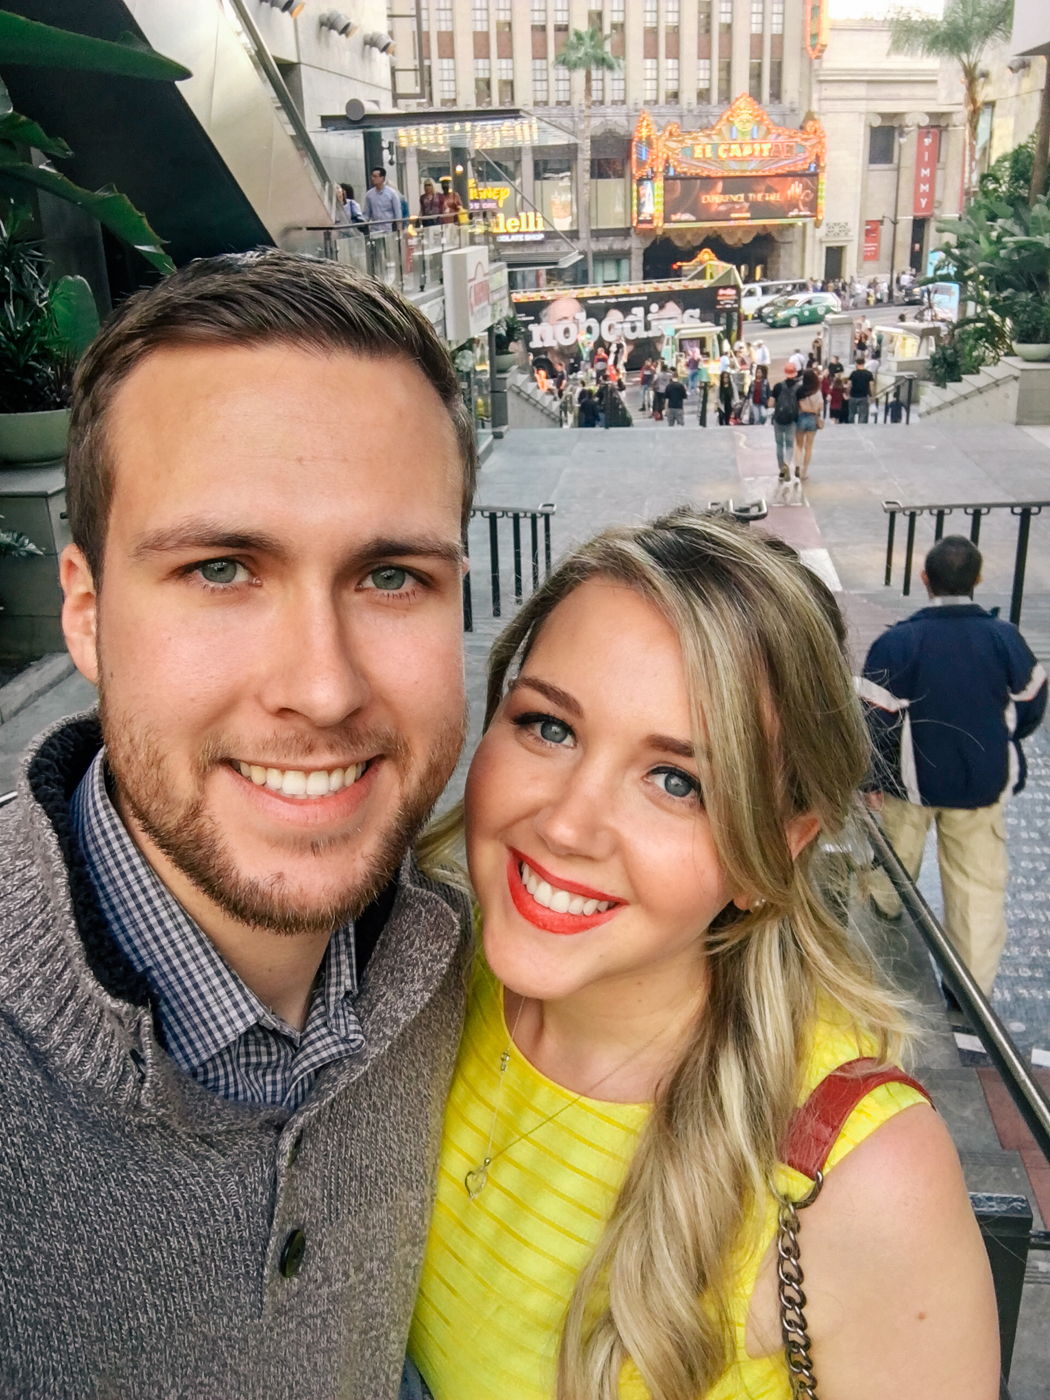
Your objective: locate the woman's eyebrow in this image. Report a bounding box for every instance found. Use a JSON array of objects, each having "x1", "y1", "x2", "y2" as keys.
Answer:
[
  {"x1": 508, "y1": 676, "x2": 582, "y2": 719},
  {"x1": 645, "y1": 733, "x2": 695, "y2": 760}
]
